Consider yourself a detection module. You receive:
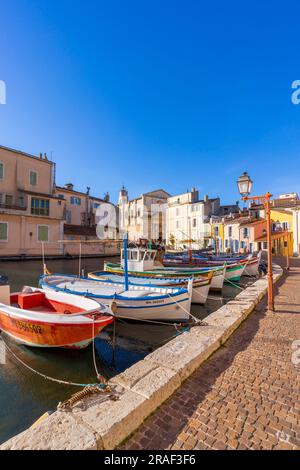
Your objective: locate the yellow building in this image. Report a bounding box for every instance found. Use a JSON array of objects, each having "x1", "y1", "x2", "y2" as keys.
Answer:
[
  {"x1": 270, "y1": 209, "x2": 294, "y2": 257},
  {"x1": 254, "y1": 209, "x2": 293, "y2": 257},
  {"x1": 210, "y1": 218, "x2": 225, "y2": 253}
]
